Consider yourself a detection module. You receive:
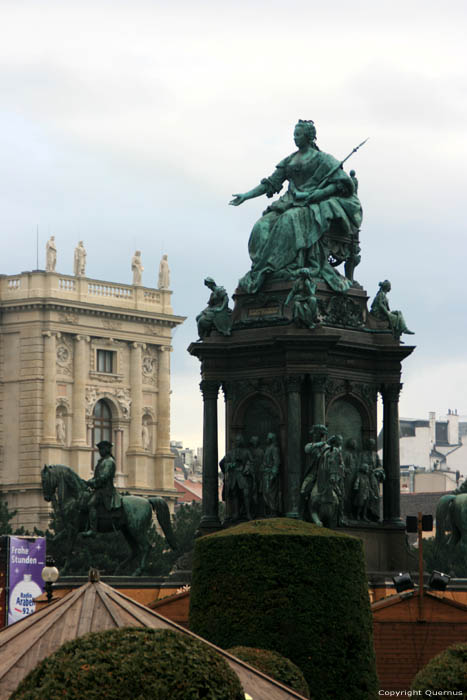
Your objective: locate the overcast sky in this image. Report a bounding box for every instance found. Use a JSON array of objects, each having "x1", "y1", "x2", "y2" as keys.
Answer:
[{"x1": 1, "y1": 0, "x2": 466, "y2": 447}]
